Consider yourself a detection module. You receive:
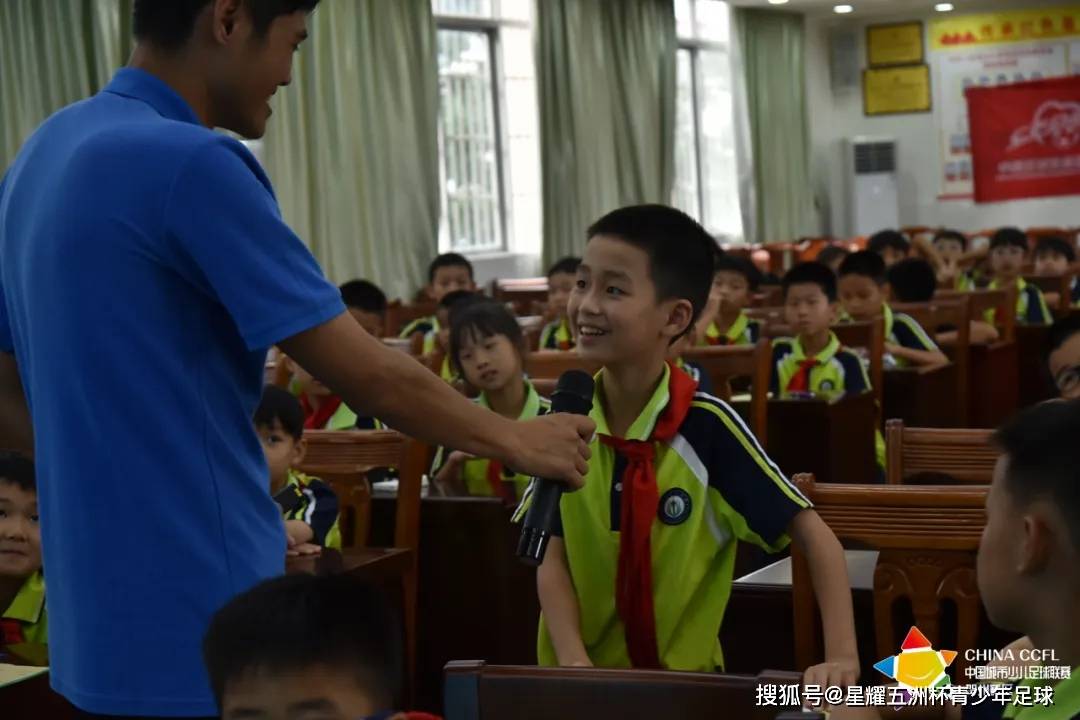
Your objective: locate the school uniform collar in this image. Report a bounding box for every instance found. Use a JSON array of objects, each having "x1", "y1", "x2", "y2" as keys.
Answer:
[
  {"x1": 103, "y1": 68, "x2": 203, "y2": 126},
  {"x1": 286, "y1": 468, "x2": 315, "y2": 489},
  {"x1": 3, "y1": 571, "x2": 45, "y2": 625},
  {"x1": 592, "y1": 363, "x2": 672, "y2": 442},
  {"x1": 791, "y1": 332, "x2": 841, "y2": 365},
  {"x1": 707, "y1": 313, "x2": 750, "y2": 343},
  {"x1": 881, "y1": 304, "x2": 895, "y2": 338},
  {"x1": 478, "y1": 380, "x2": 541, "y2": 421},
  {"x1": 989, "y1": 277, "x2": 1030, "y2": 293}
]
